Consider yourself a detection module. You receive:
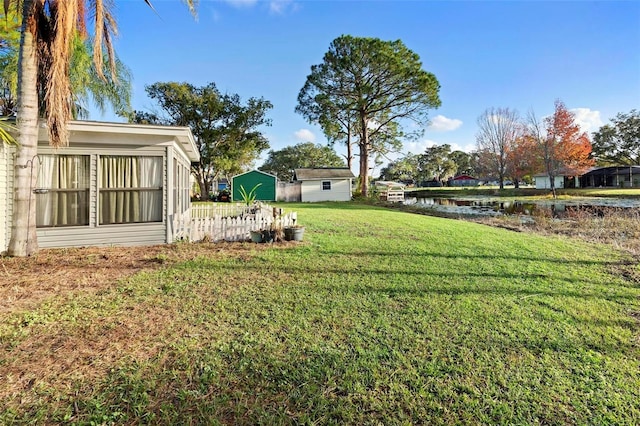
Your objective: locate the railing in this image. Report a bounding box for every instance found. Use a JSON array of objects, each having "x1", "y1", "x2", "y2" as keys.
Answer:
[
  {"x1": 379, "y1": 189, "x2": 405, "y2": 202},
  {"x1": 174, "y1": 203, "x2": 298, "y2": 242}
]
